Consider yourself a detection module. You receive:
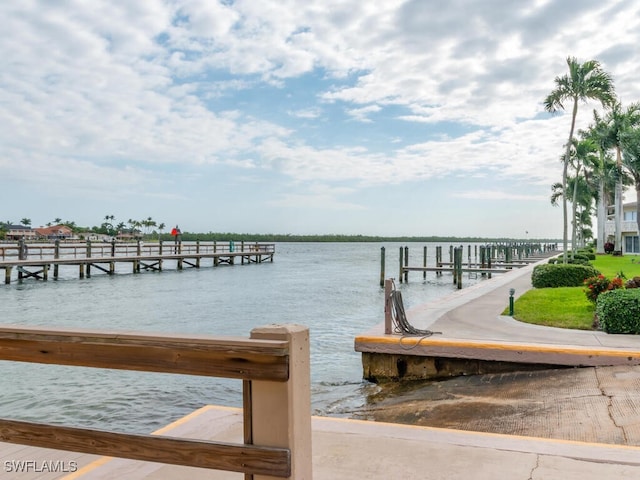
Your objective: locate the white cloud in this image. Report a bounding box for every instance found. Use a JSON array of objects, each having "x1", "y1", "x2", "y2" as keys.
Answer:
[{"x1": 1, "y1": 0, "x2": 639, "y2": 237}]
